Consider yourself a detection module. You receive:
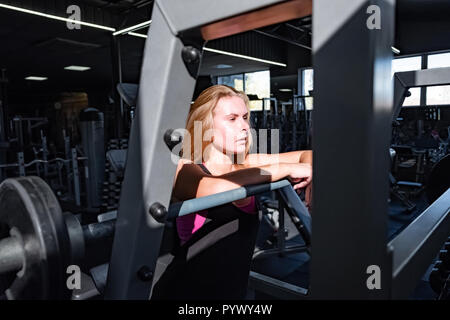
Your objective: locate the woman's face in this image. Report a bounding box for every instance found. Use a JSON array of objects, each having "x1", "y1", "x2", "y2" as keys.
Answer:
[{"x1": 211, "y1": 95, "x2": 249, "y2": 155}]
